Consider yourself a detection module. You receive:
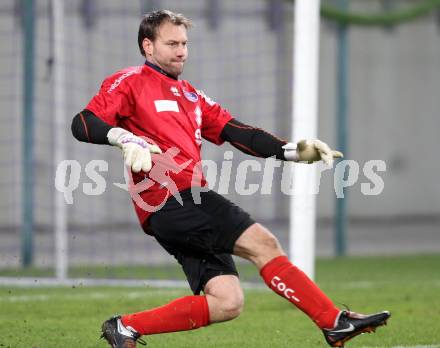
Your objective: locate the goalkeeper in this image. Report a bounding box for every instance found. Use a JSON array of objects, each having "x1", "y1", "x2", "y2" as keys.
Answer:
[{"x1": 71, "y1": 9, "x2": 390, "y2": 348}]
